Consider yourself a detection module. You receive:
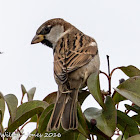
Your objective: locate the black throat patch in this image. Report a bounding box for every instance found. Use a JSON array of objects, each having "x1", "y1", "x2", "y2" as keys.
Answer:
[{"x1": 41, "y1": 39, "x2": 53, "y2": 48}]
